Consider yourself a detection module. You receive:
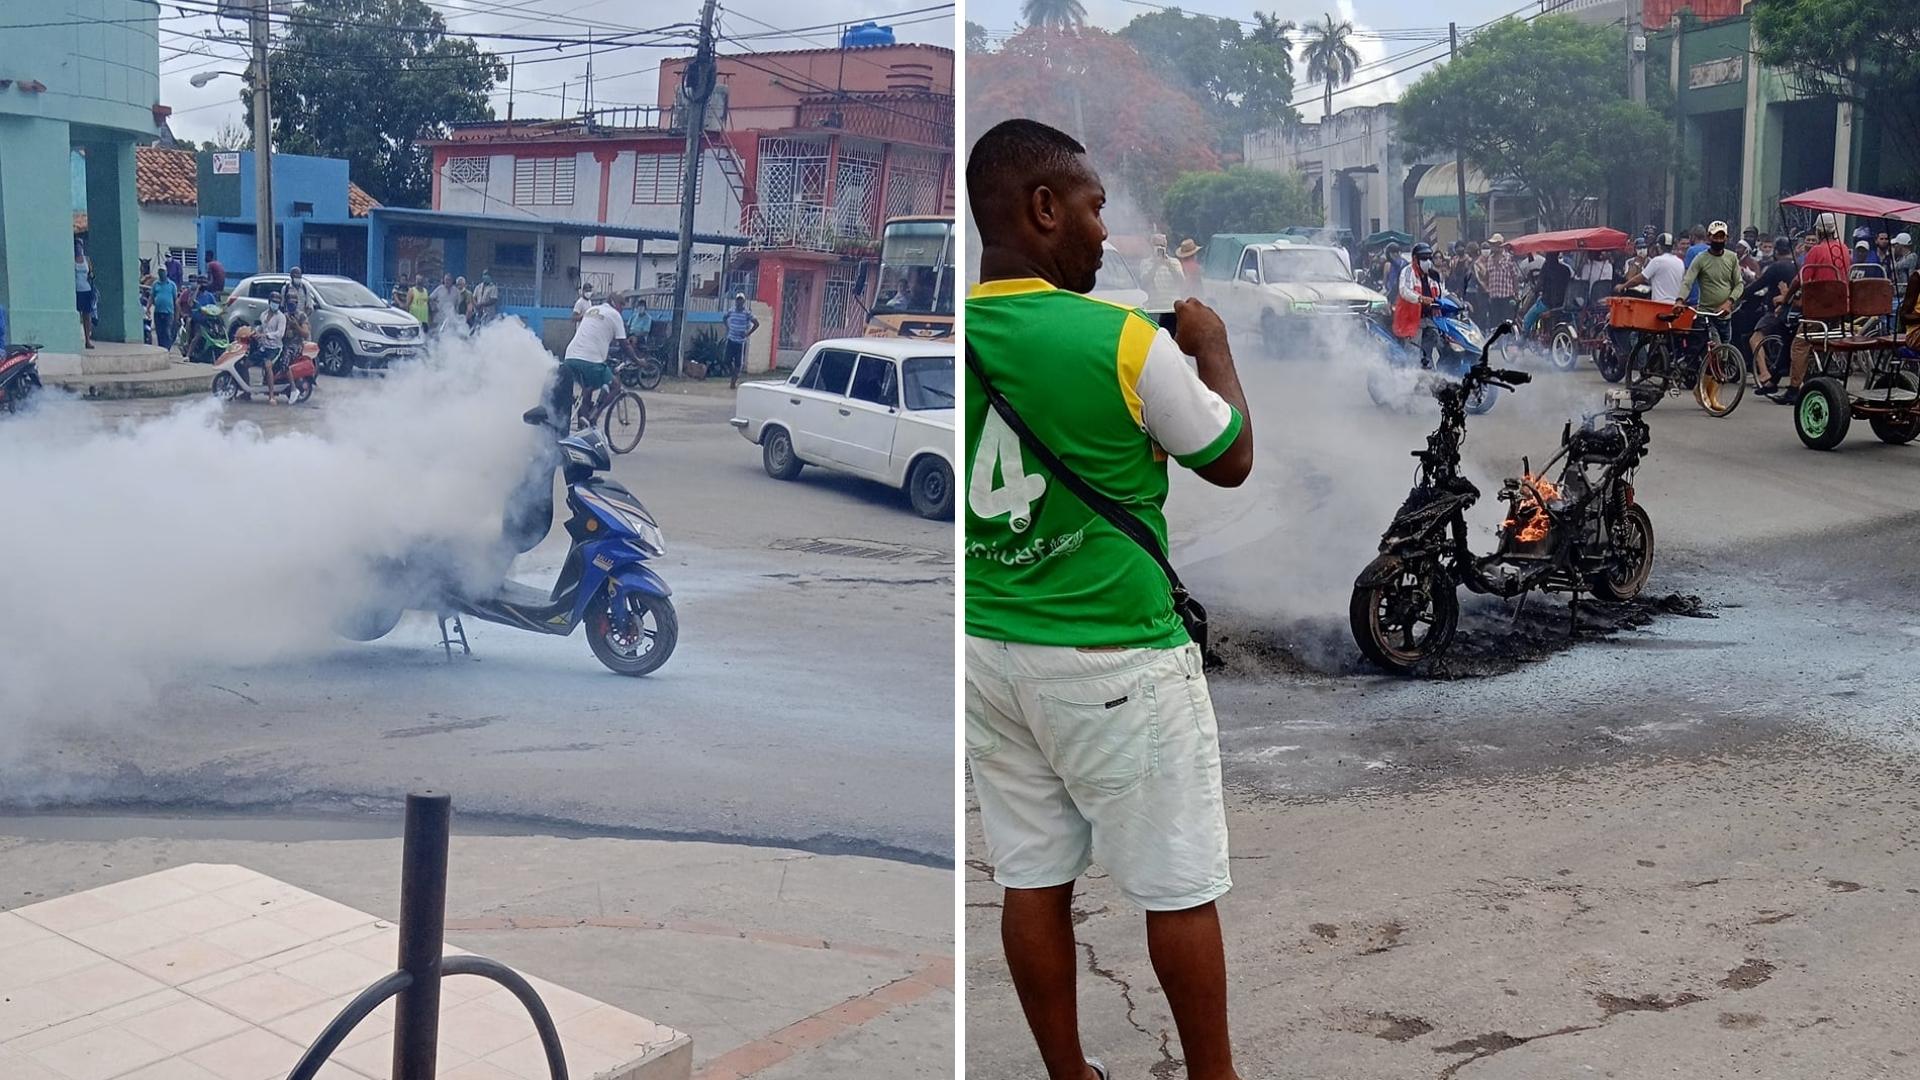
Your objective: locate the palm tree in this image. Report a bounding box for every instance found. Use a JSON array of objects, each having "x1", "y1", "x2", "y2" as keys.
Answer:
[
  {"x1": 1250, "y1": 12, "x2": 1295, "y2": 50},
  {"x1": 1022, "y1": 0, "x2": 1087, "y2": 32},
  {"x1": 1299, "y1": 13, "x2": 1360, "y2": 120}
]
